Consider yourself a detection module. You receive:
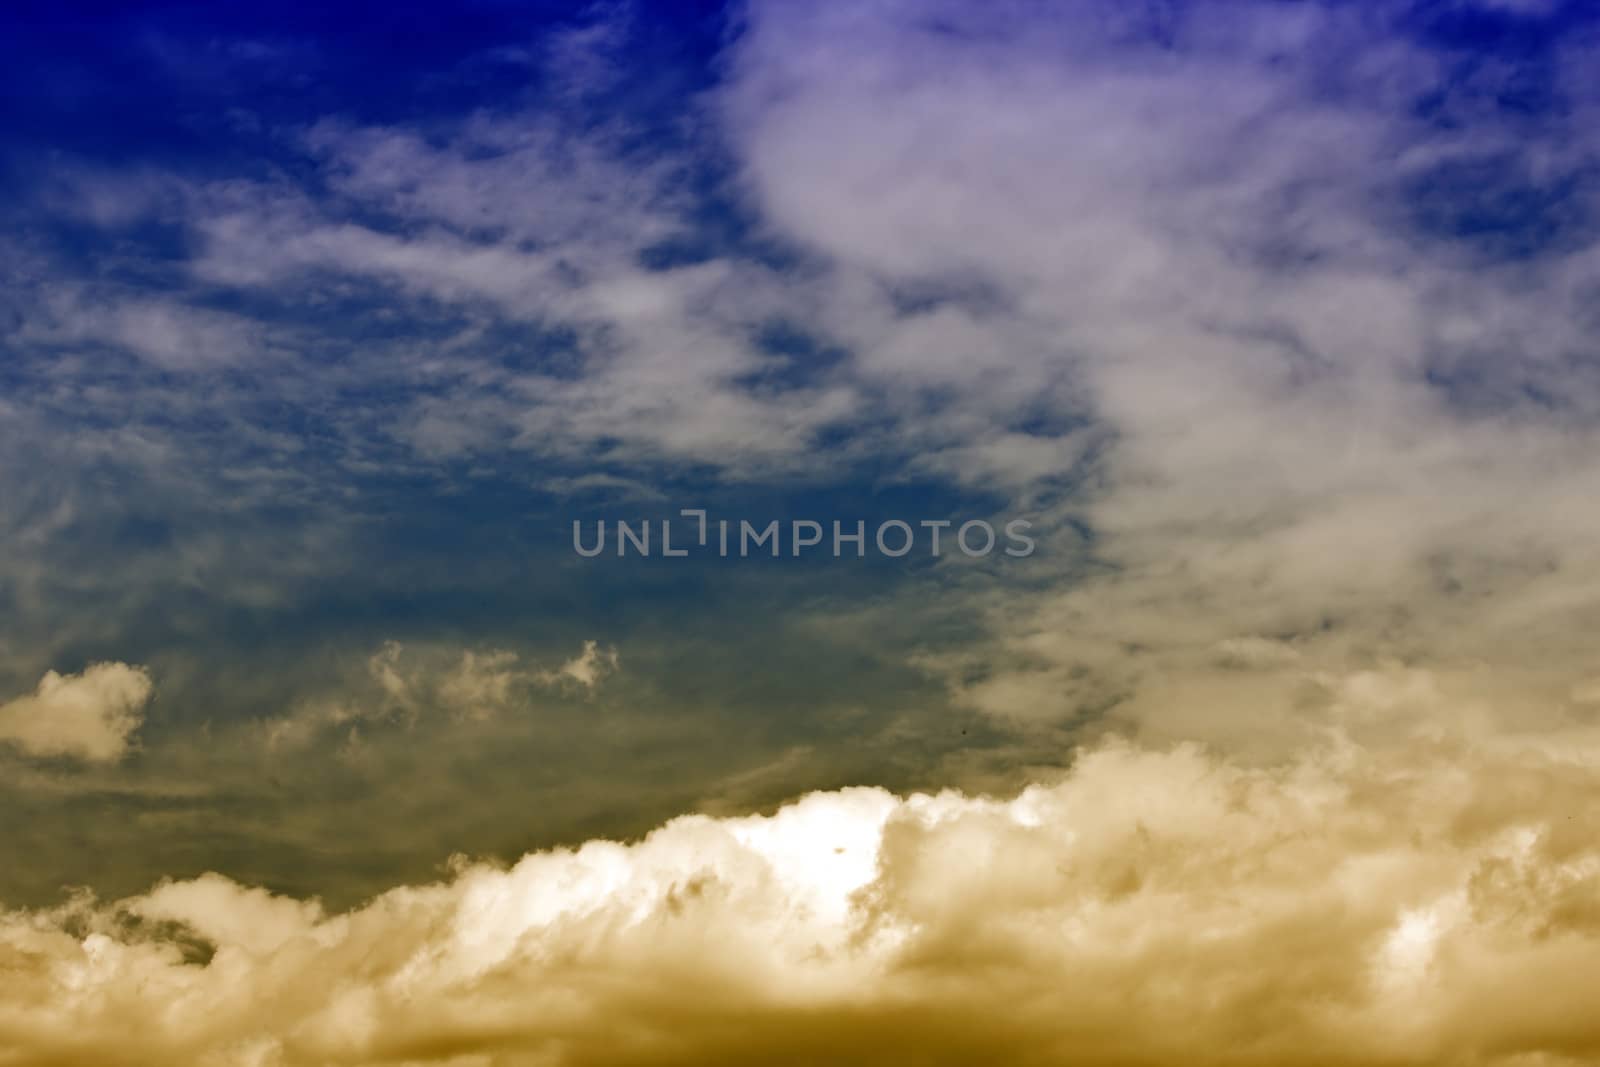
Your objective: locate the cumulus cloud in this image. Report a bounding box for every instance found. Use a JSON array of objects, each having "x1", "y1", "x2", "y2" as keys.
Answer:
[
  {"x1": 3, "y1": 682, "x2": 1599, "y2": 1065},
  {"x1": 0, "y1": 663, "x2": 153, "y2": 764}
]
